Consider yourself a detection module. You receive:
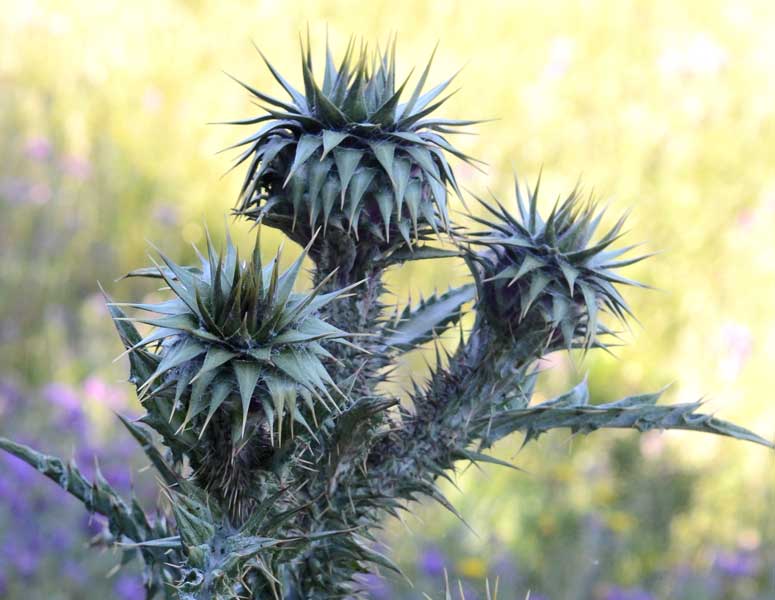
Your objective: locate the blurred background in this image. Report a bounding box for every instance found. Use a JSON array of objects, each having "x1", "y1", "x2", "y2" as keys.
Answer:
[{"x1": 2, "y1": 1, "x2": 775, "y2": 598}]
